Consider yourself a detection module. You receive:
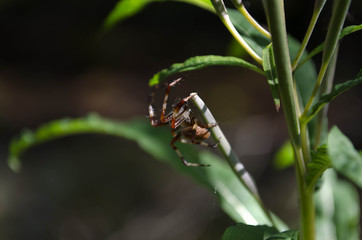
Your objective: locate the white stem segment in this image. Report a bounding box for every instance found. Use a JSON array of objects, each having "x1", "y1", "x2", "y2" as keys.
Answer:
[{"x1": 190, "y1": 93, "x2": 260, "y2": 198}]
